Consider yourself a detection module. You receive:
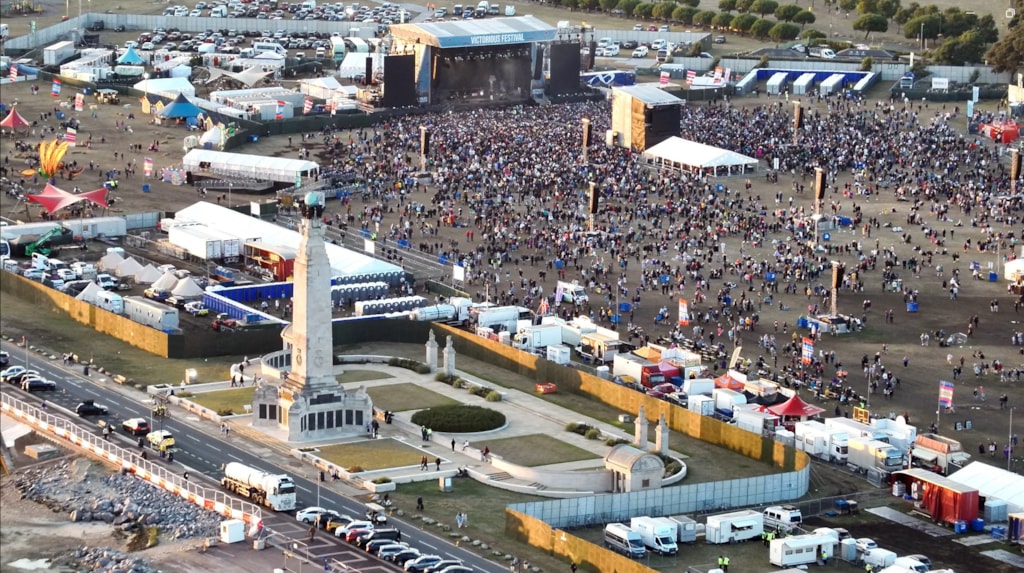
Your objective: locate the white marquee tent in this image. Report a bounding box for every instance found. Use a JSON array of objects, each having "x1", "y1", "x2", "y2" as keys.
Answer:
[
  {"x1": 1004, "y1": 258, "x2": 1024, "y2": 281},
  {"x1": 174, "y1": 202, "x2": 402, "y2": 277},
  {"x1": 643, "y1": 136, "x2": 760, "y2": 176},
  {"x1": 75, "y1": 281, "x2": 104, "y2": 304},
  {"x1": 947, "y1": 461, "x2": 1024, "y2": 513},
  {"x1": 300, "y1": 76, "x2": 344, "y2": 100},
  {"x1": 98, "y1": 251, "x2": 124, "y2": 271},
  {"x1": 133, "y1": 77, "x2": 196, "y2": 99},
  {"x1": 182, "y1": 149, "x2": 318, "y2": 184}
]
